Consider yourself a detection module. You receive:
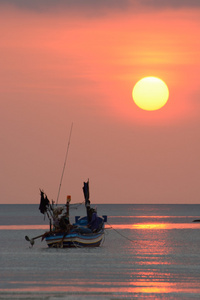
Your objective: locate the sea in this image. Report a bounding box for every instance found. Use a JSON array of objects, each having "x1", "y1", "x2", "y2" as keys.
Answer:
[{"x1": 0, "y1": 204, "x2": 200, "y2": 300}]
